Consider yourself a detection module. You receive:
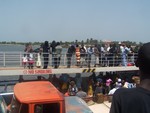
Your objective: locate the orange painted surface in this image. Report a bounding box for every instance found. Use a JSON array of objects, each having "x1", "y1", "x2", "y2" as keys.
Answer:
[{"x1": 14, "y1": 81, "x2": 64, "y2": 103}]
